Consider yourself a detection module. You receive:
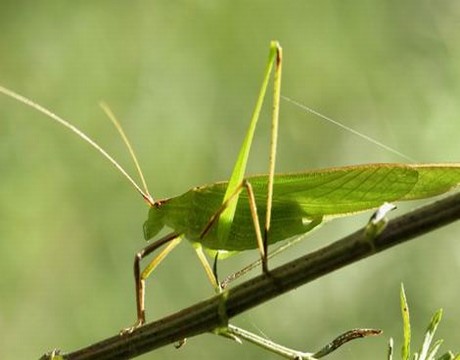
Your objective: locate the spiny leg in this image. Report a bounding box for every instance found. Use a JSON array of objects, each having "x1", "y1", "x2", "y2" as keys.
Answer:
[
  {"x1": 216, "y1": 42, "x2": 282, "y2": 273},
  {"x1": 123, "y1": 232, "x2": 182, "y2": 333},
  {"x1": 210, "y1": 43, "x2": 283, "y2": 275},
  {"x1": 263, "y1": 41, "x2": 282, "y2": 268}
]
